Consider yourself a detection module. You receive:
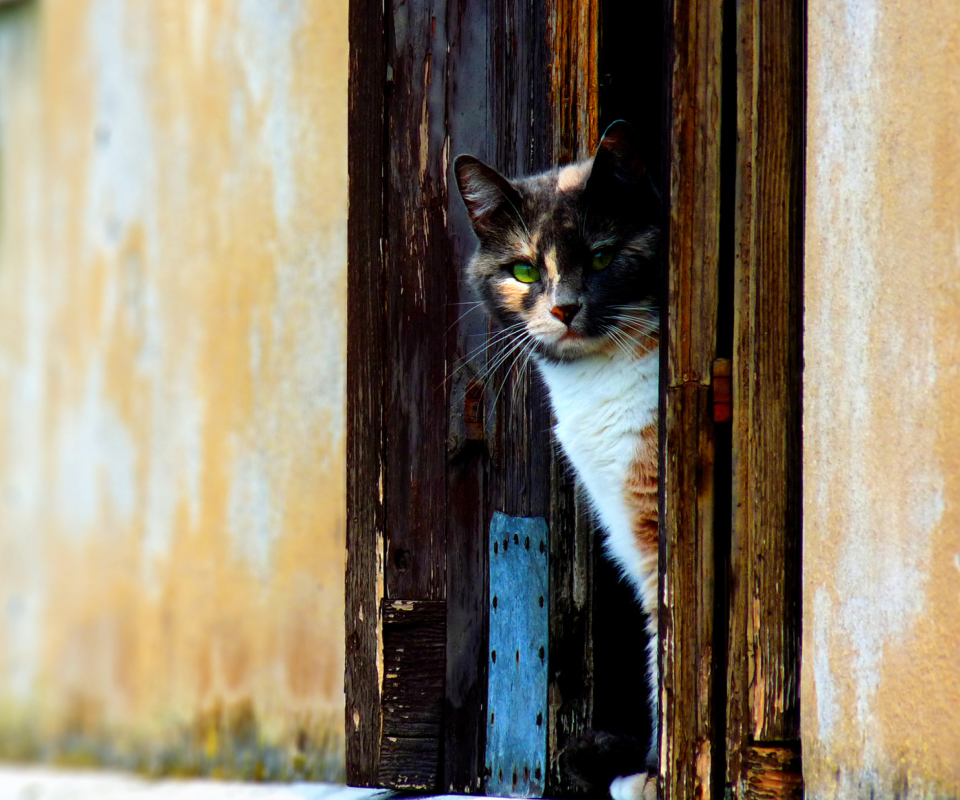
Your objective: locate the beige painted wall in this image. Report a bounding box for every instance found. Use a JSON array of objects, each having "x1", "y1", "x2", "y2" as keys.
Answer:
[
  {"x1": 0, "y1": 0, "x2": 347, "y2": 779},
  {"x1": 804, "y1": 1, "x2": 960, "y2": 797}
]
